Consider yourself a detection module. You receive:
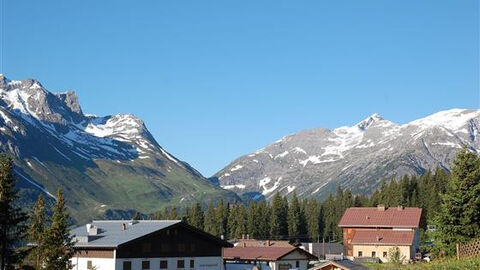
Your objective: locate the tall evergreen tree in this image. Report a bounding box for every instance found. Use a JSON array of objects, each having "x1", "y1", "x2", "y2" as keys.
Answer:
[
  {"x1": 436, "y1": 148, "x2": 480, "y2": 254},
  {"x1": 43, "y1": 189, "x2": 74, "y2": 270},
  {"x1": 306, "y1": 199, "x2": 321, "y2": 242},
  {"x1": 287, "y1": 193, "x2": 302, "y2": 242},
  {"x1": 235, "y1": 204, "x2": 247, "y2": 238},
  {"x1": 246, "y1": 201, "x2": 258, "y2": 238},
  {"x1": 215, "y1": 200, "x2": 229, "y2": 239},
  {"x1": 203, "y1": 202, "x2": 217, "y2": 236},
  {"x1": 189, "y1": 202, "x2": 204, "y2": 230},
  {"x1": 0, "y1": 155, "x2": 27, "y2": 270},
  {"x1": 27, "y1": 195, "x2": 47, "y2": 270},
  {"x1": 270, "y1": 193, "x2": 287, "y2": 239},
  {"x1": 256, "y1": 200, "x2": 270, "y2": 239},
  {"x1": 227, "y1": 204, "x2": 238, "y2": 239}
]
